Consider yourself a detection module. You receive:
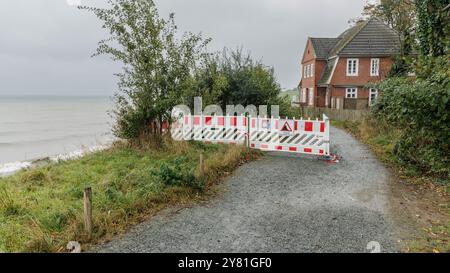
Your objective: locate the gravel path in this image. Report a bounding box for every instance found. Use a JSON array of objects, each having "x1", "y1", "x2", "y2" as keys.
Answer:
[{"x1": 95, "y1": 126, "x2": 399, "y2": 253}]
